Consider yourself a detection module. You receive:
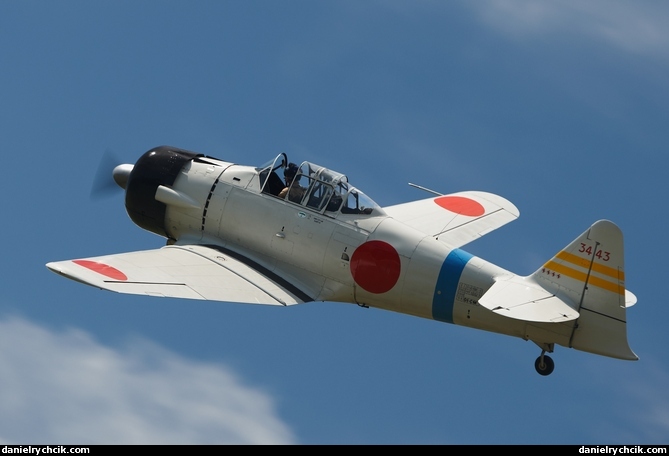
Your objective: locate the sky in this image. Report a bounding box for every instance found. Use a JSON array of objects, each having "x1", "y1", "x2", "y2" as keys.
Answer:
[{"x1": 1, "y1": 0, "x2": 668, "y2": 445}]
